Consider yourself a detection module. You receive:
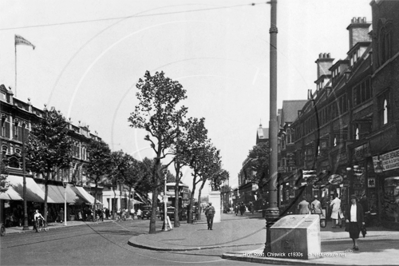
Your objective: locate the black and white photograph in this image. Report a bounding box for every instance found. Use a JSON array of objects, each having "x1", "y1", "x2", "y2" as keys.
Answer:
[{"x1": 1, "y1": 0, "x2": 399, "y2": 265}]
